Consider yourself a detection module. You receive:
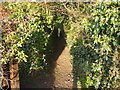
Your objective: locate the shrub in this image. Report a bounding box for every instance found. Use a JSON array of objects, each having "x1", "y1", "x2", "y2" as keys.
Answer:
[
  {"x1": 1, "y1": 2, "x2": 54, "y2": 75},
  {"x1": 70, "y1": 2, "x2": 120, "y2": 88},
  {"x1": 1, "y1": 2, "x2": 70, "y2": 77}
]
